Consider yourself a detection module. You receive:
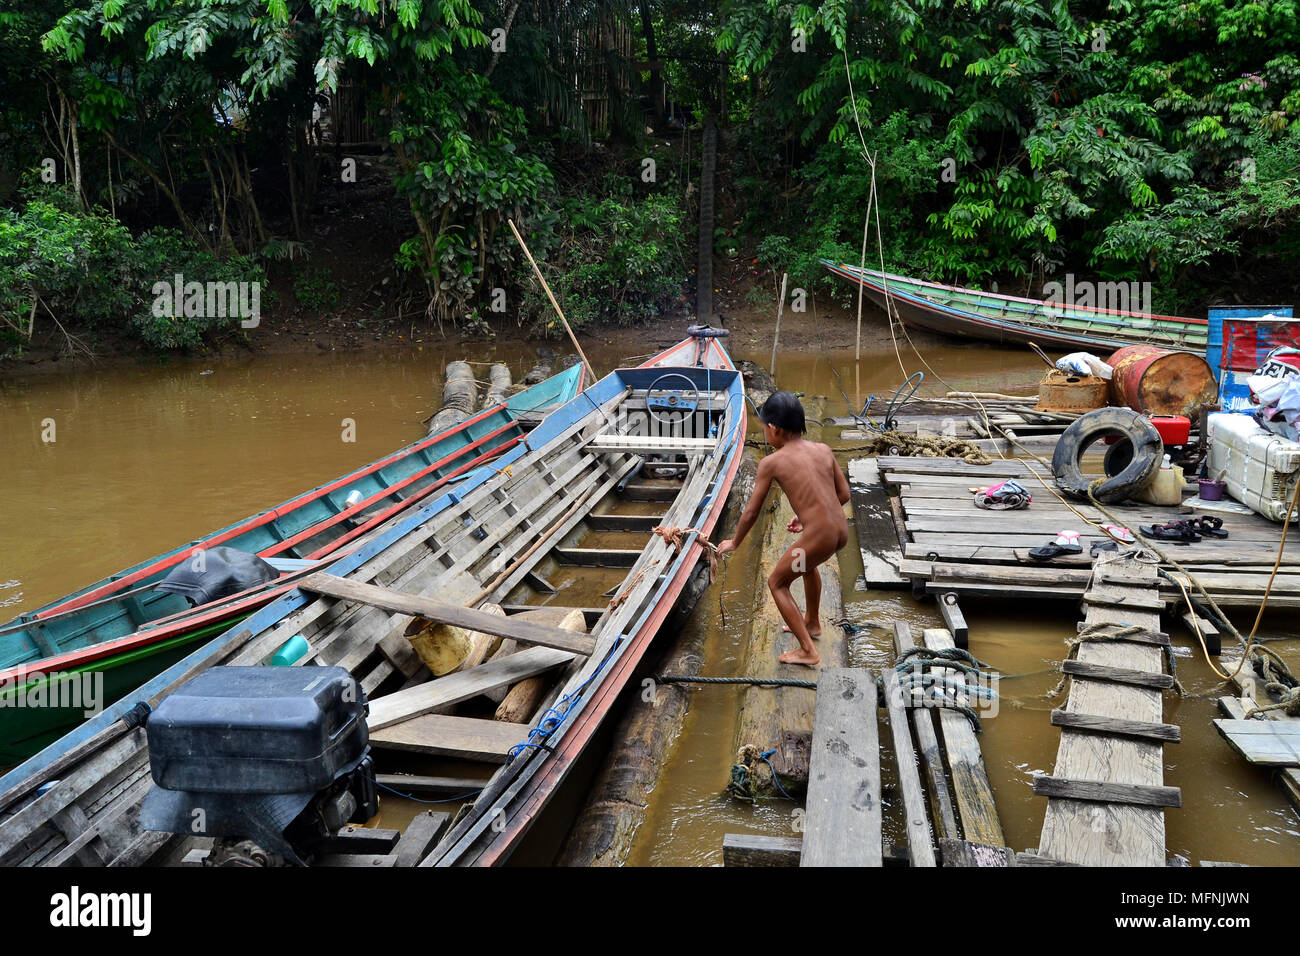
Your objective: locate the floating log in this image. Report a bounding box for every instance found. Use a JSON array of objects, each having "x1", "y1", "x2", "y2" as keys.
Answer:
[
  {"x1": 731, "y1": 396, "x2": 849, "y2": 798},
  {"x1": 481, "y1": 362, "x2": 512, "y2": 410},
  {"x1": 427, "y1": 360, "x2": 476, "y2": 435},
  {"x1": 736, "y1": 360, "x2": 776, "y2": 409},
  {"x1": 557, "y1": 449, "x2": 760, "y2": 866},
  {"x1": 522, "y1": 347, "x2": 556, "y2": 385},
  {"x1": 491, "y1": 608, "x2": 587, "y2": 723}
]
